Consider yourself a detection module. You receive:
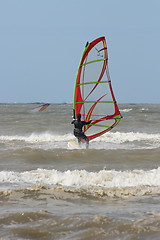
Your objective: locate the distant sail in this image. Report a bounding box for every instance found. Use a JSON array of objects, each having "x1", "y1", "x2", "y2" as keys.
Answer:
[
  {"x1": 73, "y1": 36, "x2": 122, "y2": 141},
  {"x1": 29, "y1": 103, "x2": 50, "y2": 113}
]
